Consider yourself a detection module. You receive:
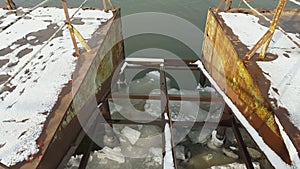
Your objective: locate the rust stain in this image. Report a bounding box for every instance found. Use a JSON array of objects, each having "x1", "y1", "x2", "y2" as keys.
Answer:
[
  {"x1": 0, "y1": 59, "x2": 9, "y2": 68},
  {"x1": 0, "y1": 74, "x2": 10, "y2": 85},
  {"x1": 202, "y1": 9, "x2": 291, "y2": 163},
  {"x1": 16, "y1": 48, "x2": 33, "y2": 58}
]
